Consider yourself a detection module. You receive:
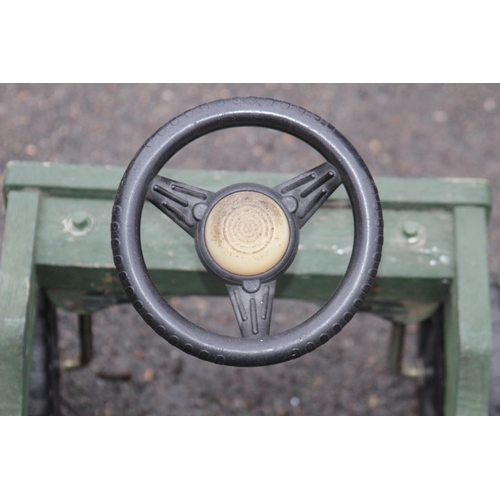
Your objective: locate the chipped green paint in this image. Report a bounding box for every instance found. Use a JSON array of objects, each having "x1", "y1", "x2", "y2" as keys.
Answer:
[
  {"x1": 34, "y1": 197, "x2": 455, "y2": 306},
  {"x1": 0, "y1": 162, "x2": 495, "y2": 415},
  {"x1": 445, "y1": 206, "x2": 492, "y2": 415},
  {"x1": 0, "y1": 191, "x2": 40, "y2": 415},
  {"x1": 4, "y1": 162, "x2": 492, "y2": 213}
]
